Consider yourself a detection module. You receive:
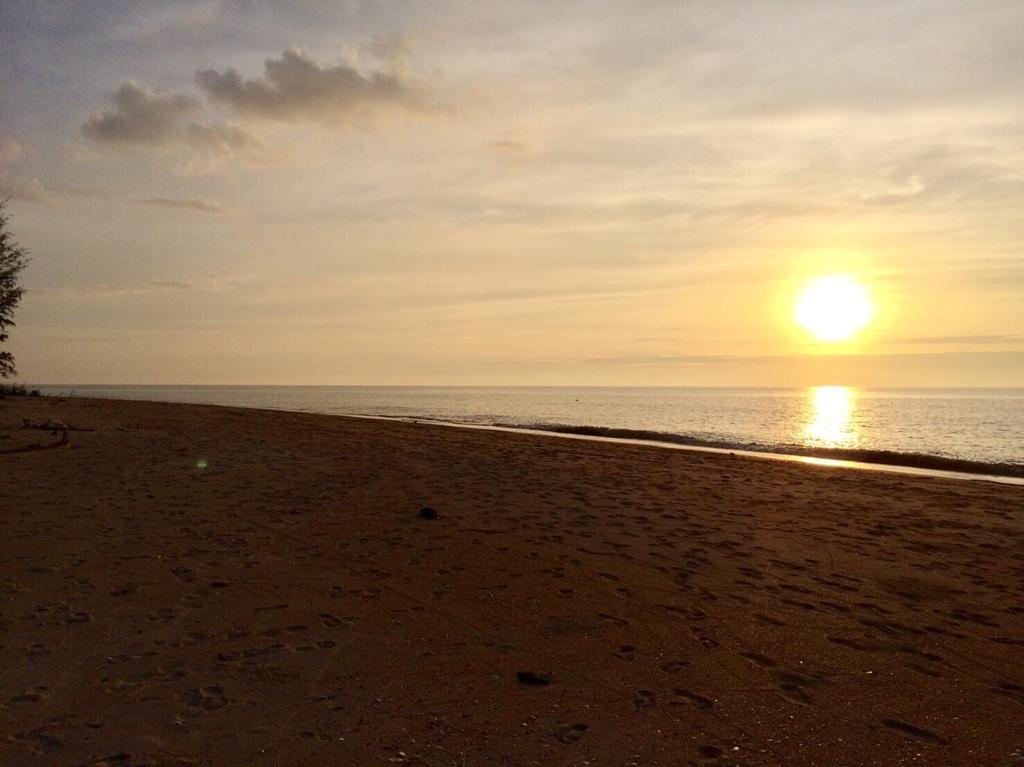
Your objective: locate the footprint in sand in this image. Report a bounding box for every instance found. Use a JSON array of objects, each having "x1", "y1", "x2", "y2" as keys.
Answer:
[
  {"x1": 350, "y1": 587, "x2": 383, "y2": 599},
  {"x1": 13, "y1": 727, "x2": 63, "y2": 753},
  {"x1": 613, "y1": 644, "x2": 636, "y2": 660},
  {"x1": 78, "y1": 754, "x2": 131, "y2": 766},
  {"x1": 740, "y1": 651, "x2": 825, "y2": 706},
  {"x1": 827, "y1": 636, "x2": 871, "y2": 651},
  {"x1": 660, "y1": 660, "x2": 690, "y2": 673},
  {"x1": 904, "y1": 661, "x2": 942, "y2": 678},
  {"x1": 777, "y1": 682, "x2": 814, "y2": 706},
  {"x1": 553, "y1": 722, "x2": 589, "y2": 744},
  {"x1": 880, "y1": 718, "x2": 949, "y2": 746},
  {"x1": 241, "y1": 644, "x2": 286, "y2": 660},
  {"x1": 9, "y1": 688, "x2": 45, "y2": 705},
  {"x1": 170, "y1": 566, "x2": 196, "y2": 582},
  {"x1": 313, "y1": 692, "x2": 345, "y2": 712},
  {"x1": 633, "y1": 689, "x2": 656, "y2": 708},
  {"x1": 772, "y1": 668, "x2": 826, "y2": 706},
  {"x1": 181, "y1": 686, "x2": 229, "y2": 711},
  {"x1": 254, "y1": 603, "x2": 288, "y2": 613},
  {"x1": 739, "y1": 651, "x2": 776, "y2": 668},
  {"x1": 991, "y1": 635, "x2": 1024, "y2": 647},
  {"x1": 673, "y1": 689, "x2": 714, "y2": 710},
  {"x1": 693, "y1": 743, "x2": 725, "y2": 764},
  {"x1": 27, "y1": 643, "x2": 49, "y2": 658},
  {"x1": 993, "y1": 681, "x2": 1024, "y2": 705}
]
